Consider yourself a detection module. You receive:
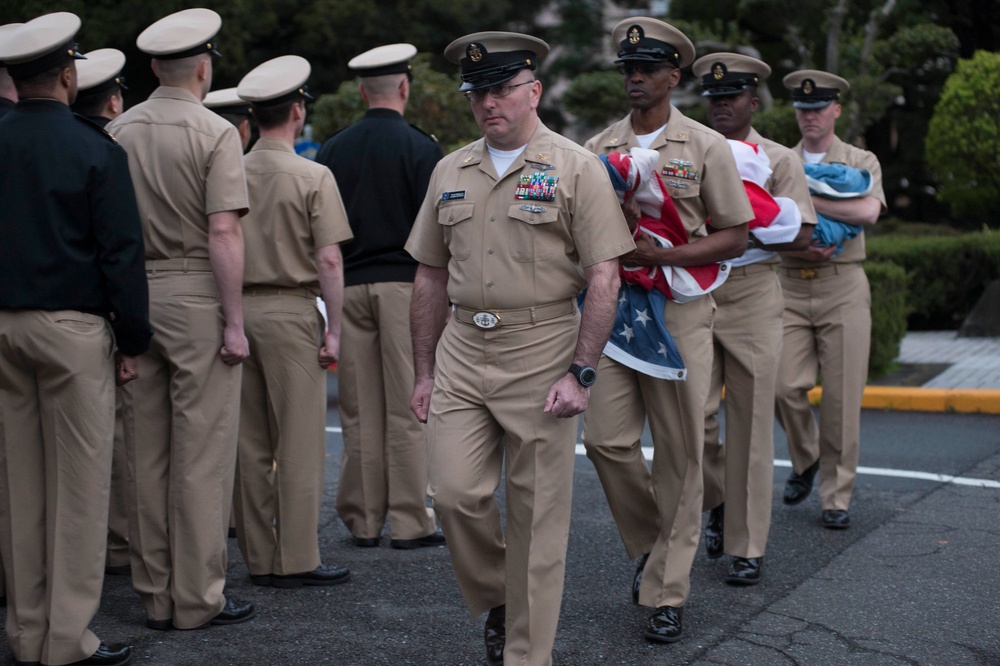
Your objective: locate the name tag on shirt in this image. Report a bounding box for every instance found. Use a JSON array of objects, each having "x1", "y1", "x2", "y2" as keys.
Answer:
[{"x1": 441, "y1": 190, "x2": 467, "y2": 201}]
